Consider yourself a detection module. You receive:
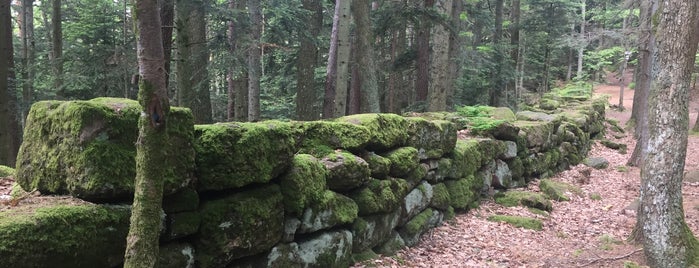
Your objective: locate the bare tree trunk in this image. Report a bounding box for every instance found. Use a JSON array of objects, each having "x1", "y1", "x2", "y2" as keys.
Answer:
[
  {"x1": 322, "y1": 0, "x2": 341, "y2": 119},
  {"x1": 352, "y1": 0, "x2": 380, "y2": 113},
  {"x1": 415, "y1": 0, "x2": 434, "y2": 103},
  {"x1": 428, "y1": 0, "x2": 451, "y2": 111},
  {"x1": 123, "y1": 0, "x2": 170, "y2": 266},
  {"x1": 296, "y1": 0, "x2": 322, "y2": 120},
  {"x1": 333, "y1": 0, "x2": 352, "y2": 117},
  {"x1": 0, "y1": 0, "x2": 21, "y2": 167},
  {"x1": 51, "y1": 0, "x2": 63, "y2": 99},
  {"x1": 19, "y1": 0, "x2": 34, "y2": 126},
  {"x1": 576, "y1": 0, "x2": 585, "y2": 79},
  {"x1": 635, "y1": 0, "x2": 699, "y2": 266},
  {"x1": 160, "y1": 0, "x2": 174, "y2": 92},
  {"x1": 447, "y1": 0, "x2": 463, "y2": 110},
  {"x1": 489, "y1": 0, "x2": 504, "y2": 106},
  {"x1": 247, "y1": 0, "x2": 262, "y2": 121}
]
